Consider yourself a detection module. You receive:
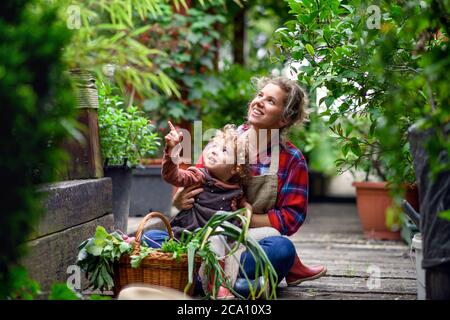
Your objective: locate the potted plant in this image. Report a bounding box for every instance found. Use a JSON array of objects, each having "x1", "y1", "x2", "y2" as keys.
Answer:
[
  {"x1": 76, "y1": 208, "x2": 278, "y2": 300},
  {"x1": 98, "y1": 82, "x2": 161, "y2": 233},
  {"x1": 328, "y1": 116, "x2": 420, "y2": 240},
  {"x1": 350, "y1": 159, "x2": 419, "y2": 240}
]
